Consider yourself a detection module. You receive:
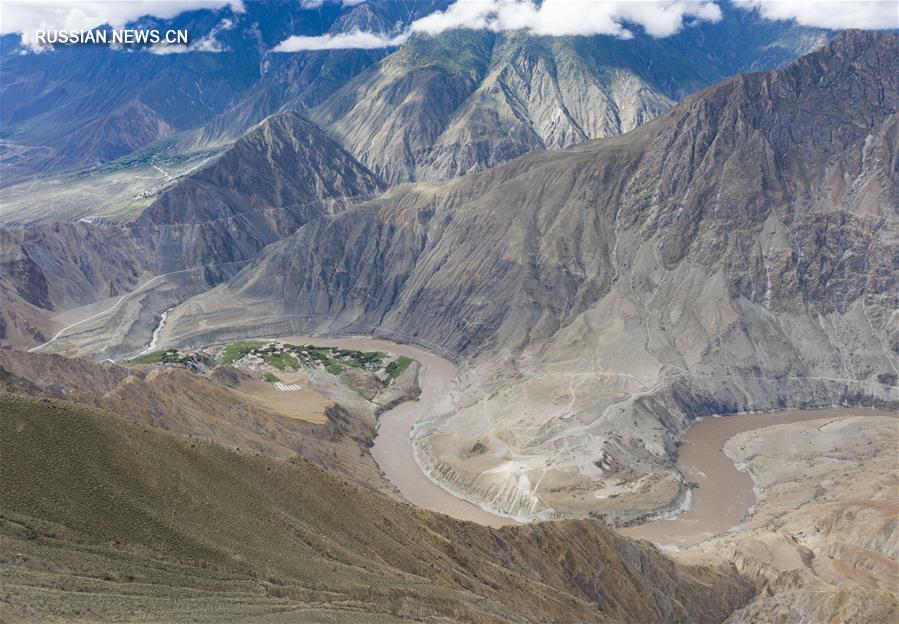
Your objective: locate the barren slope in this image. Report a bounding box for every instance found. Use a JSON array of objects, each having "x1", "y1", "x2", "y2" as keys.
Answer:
[
  {"x1": 0, "y1": 392, "x2": 752, "y2": 623},
  {"x1": 311, "y1": 17, "x2": 827, "y2": 184}
]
